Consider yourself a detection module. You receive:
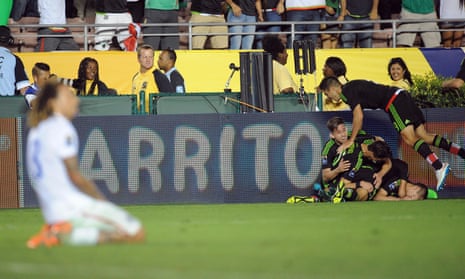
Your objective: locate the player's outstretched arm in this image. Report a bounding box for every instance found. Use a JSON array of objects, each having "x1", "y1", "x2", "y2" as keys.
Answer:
[
  {"x1": 373, "y1": 188, "x2": 400, "y2": 201},
  {"x1": 442, "y1": 78, "x2": 464, "y2": 89},
  {"x1": 64, "y1": 156, "x2": 106, "y2": 201}
]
